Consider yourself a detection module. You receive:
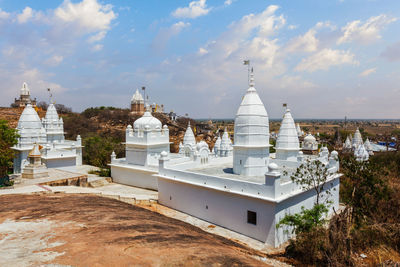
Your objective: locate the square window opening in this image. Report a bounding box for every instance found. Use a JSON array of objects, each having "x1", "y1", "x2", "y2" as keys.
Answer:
[{"x1": 247, "y1": 210, "x2": 257, "y2": 225}]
